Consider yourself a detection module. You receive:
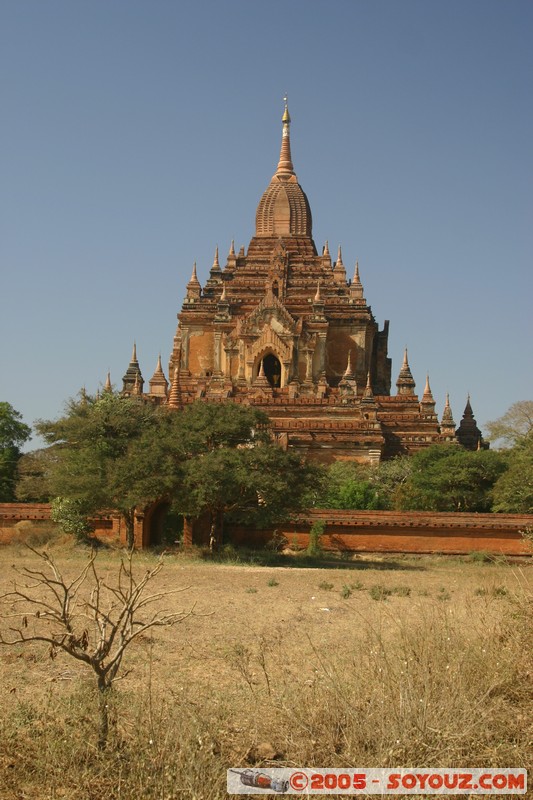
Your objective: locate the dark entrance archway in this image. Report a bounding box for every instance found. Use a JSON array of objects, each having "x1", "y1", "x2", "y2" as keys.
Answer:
[
  {"x1": 263, "y1": 353, "x2": 282, "y2": 387},
  {"x1": 145, "y1": 501, "x2": 184, "y2": 547}
]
